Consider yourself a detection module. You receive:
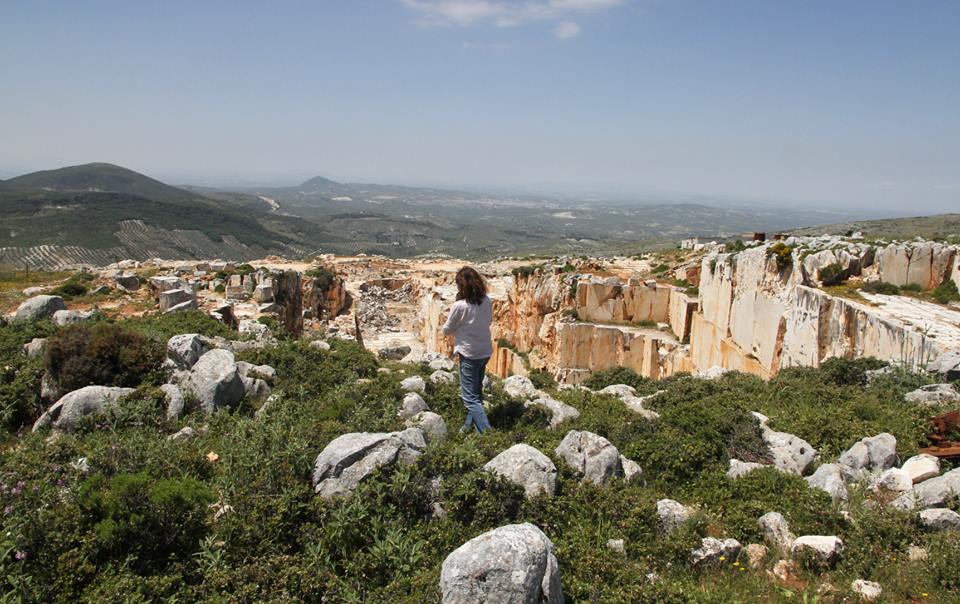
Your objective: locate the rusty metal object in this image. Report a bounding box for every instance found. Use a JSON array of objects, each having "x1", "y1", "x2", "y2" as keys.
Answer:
[{"x1": 919, "y1": 409, "x2": 960, "y2": 459}]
